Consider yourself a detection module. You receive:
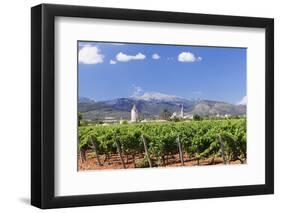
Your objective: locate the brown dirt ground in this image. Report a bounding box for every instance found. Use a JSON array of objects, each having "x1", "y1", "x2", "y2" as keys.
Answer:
[{"x1": 78, "y1": 150, "x2": 245, "y2": 171}]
